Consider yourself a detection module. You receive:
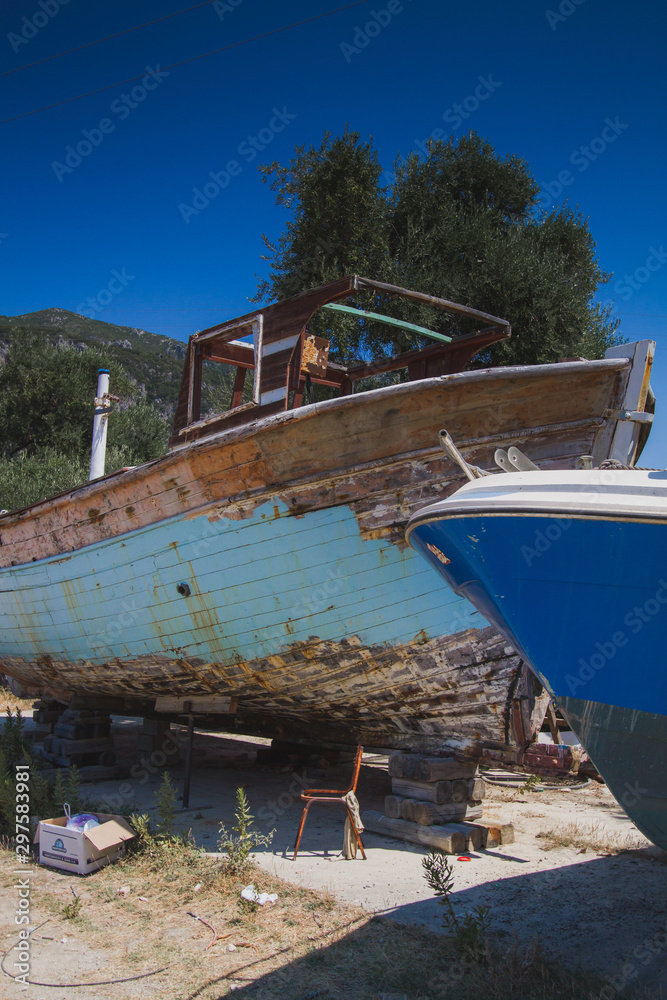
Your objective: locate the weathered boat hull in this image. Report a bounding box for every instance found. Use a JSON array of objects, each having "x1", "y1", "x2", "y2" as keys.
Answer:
[
  {"x1": 407, "y1": 466, "x2": 667, "y2": 847},
  {"x1": 0, "y1": 353, "x2": 651, "y2": 758}
]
